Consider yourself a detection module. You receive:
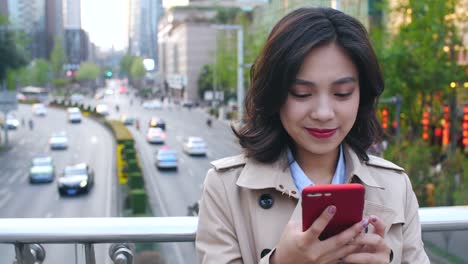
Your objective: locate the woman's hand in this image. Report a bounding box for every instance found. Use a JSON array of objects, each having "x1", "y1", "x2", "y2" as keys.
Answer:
[
  {"x1": 343, "y1": 215, "x2": 392, "y2": 264},
  {"x1": 271, "y1": 206, "x2": 369, "y2": 264}
]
